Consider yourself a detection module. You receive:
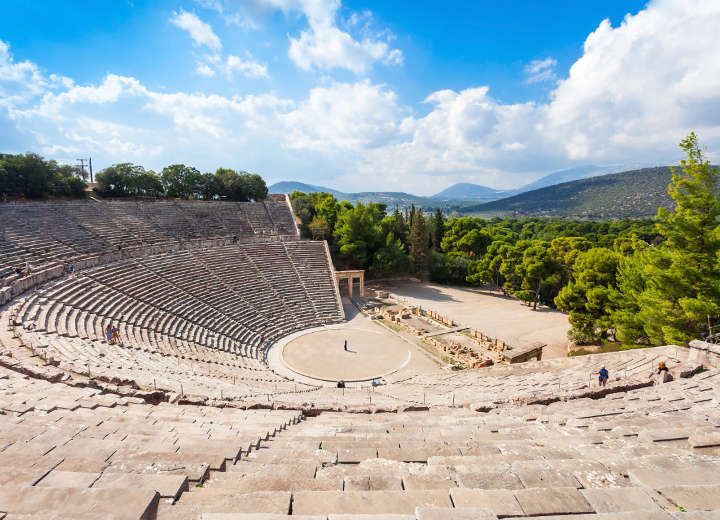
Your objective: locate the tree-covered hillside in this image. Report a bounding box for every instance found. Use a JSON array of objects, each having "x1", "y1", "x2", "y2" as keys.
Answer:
[{"x1": 465, "y1": 167, "x2": 675, "y2": 218}]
